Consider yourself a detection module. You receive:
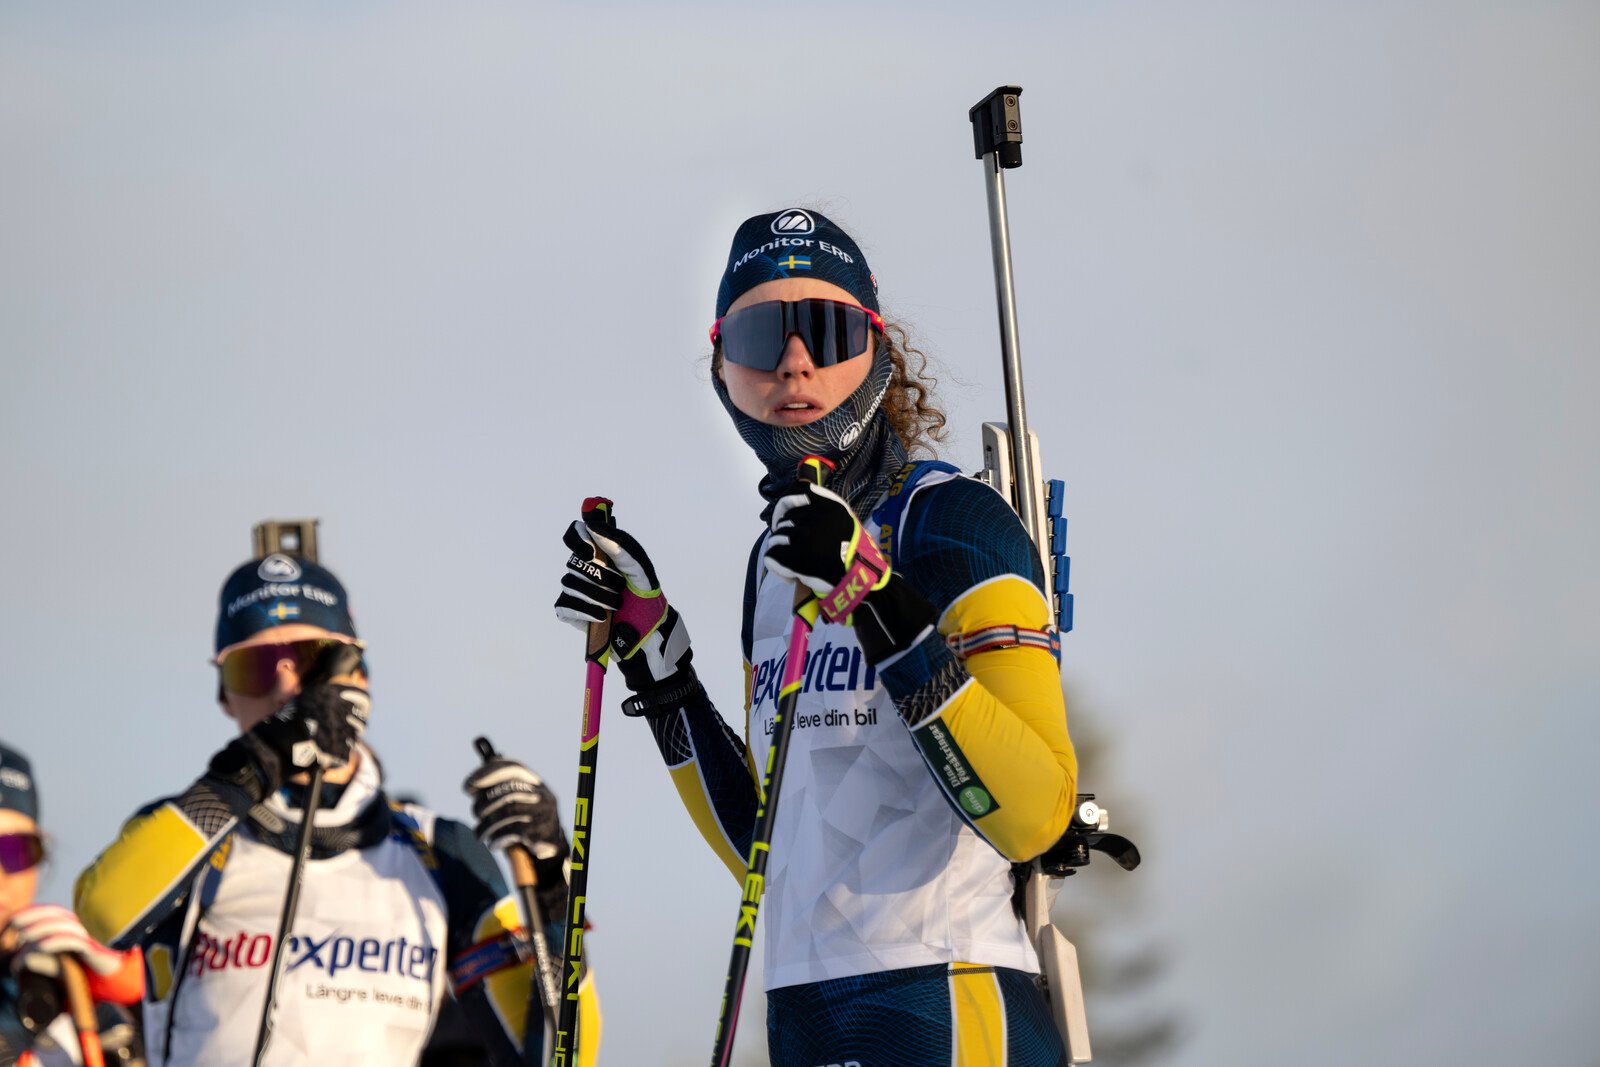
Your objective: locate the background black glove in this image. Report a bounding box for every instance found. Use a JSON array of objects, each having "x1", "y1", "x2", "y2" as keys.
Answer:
[
  {"x1": 463, "y1": 757, "x2": 571, "y2": 921},
  {"x1": 206, "y1": 680, "x2": 370, "y2": 802}
]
